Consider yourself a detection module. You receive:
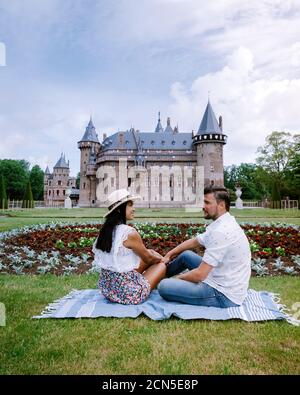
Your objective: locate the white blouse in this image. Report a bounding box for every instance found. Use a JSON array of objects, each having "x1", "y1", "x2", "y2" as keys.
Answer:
[{"x1": 92, "y1": 224, "x2": 140, "y2": 273}]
